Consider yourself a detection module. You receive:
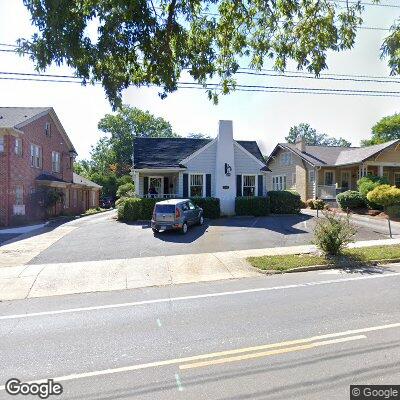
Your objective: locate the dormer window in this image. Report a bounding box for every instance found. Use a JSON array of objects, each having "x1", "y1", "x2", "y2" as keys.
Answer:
[{"x1": 45, "y1": 122, "x2": 51, "y2": 137}]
